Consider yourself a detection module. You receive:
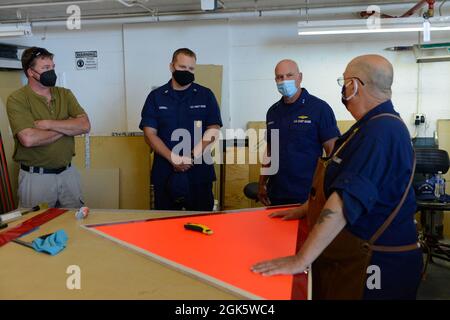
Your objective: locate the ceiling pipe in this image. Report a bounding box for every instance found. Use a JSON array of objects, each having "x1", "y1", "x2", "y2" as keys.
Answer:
[
  {"x1": 0, "y1": 1, "x2": 421, "y2": 12},
  {"x1": 401, "y1": 0, "x2": 435, "y2": 17},
  {"x1": 439, "y1": 0, "x2": 448, "y2": 15},
  {"x1": 426, "y1": 0, "x2": 436, "y2": 17},
  {"x1": 401, "y1": 0, "x2": 428, "y2": 17},
  {"x1": 115, "y1": 0, "x2": 157, "y2": 15},
  {"x1": 0, "y1": 0, "x2": 107, "y2": 10},
  {"x1": 361, "y1": 0, "x2": 437, "y2": 19},
  {"x1": 0, "y1": 2, "x2": 434, "y2": 27}
]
